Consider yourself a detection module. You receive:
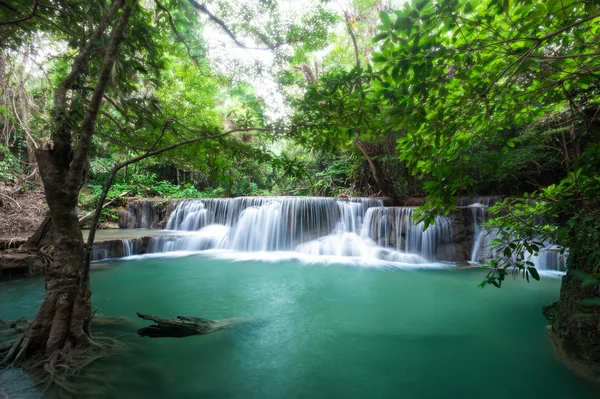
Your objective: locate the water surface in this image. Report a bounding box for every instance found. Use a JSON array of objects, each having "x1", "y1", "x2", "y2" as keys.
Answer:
[{"x1": 0, "y1": 255, "x2": 596, "y2": 398}]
